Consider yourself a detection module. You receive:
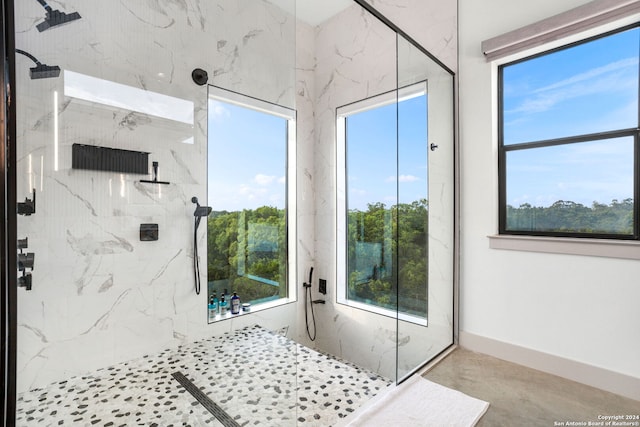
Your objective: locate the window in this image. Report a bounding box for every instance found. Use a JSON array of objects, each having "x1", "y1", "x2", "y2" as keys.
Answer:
[
  {"x1": 499, "y1": 24, "x2": 640, "y2": 239},
  {"x1": 207, "y1": 86, "x2": 296, "y2": 316},
  {"x1": 337, "y1": 83, "x2": 428, "y2": 322}
]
